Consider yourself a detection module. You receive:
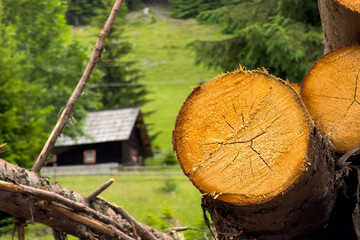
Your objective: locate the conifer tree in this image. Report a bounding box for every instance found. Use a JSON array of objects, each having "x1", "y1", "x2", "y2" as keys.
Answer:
[{"x1": 191, "y1": 0, "x2": 323, "y2": 82}]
